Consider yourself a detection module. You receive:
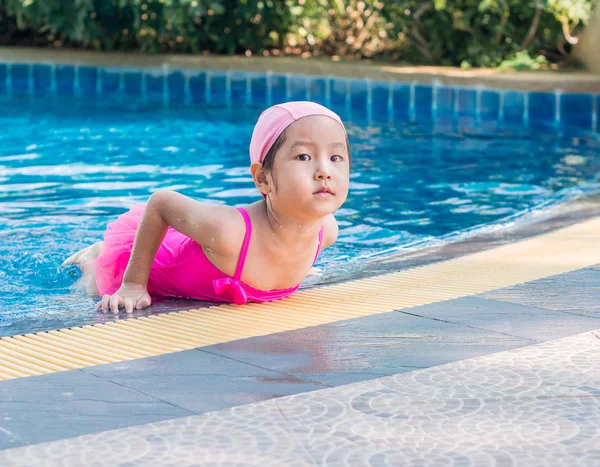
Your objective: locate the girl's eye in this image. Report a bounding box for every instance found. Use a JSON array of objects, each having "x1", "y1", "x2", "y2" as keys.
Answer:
[
  {"x1": 296, "y1": 154, "x2": 311, "y2": 161},
  {"x1": 331, "y1": 155, "x2": 343, "y2": 162}
]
